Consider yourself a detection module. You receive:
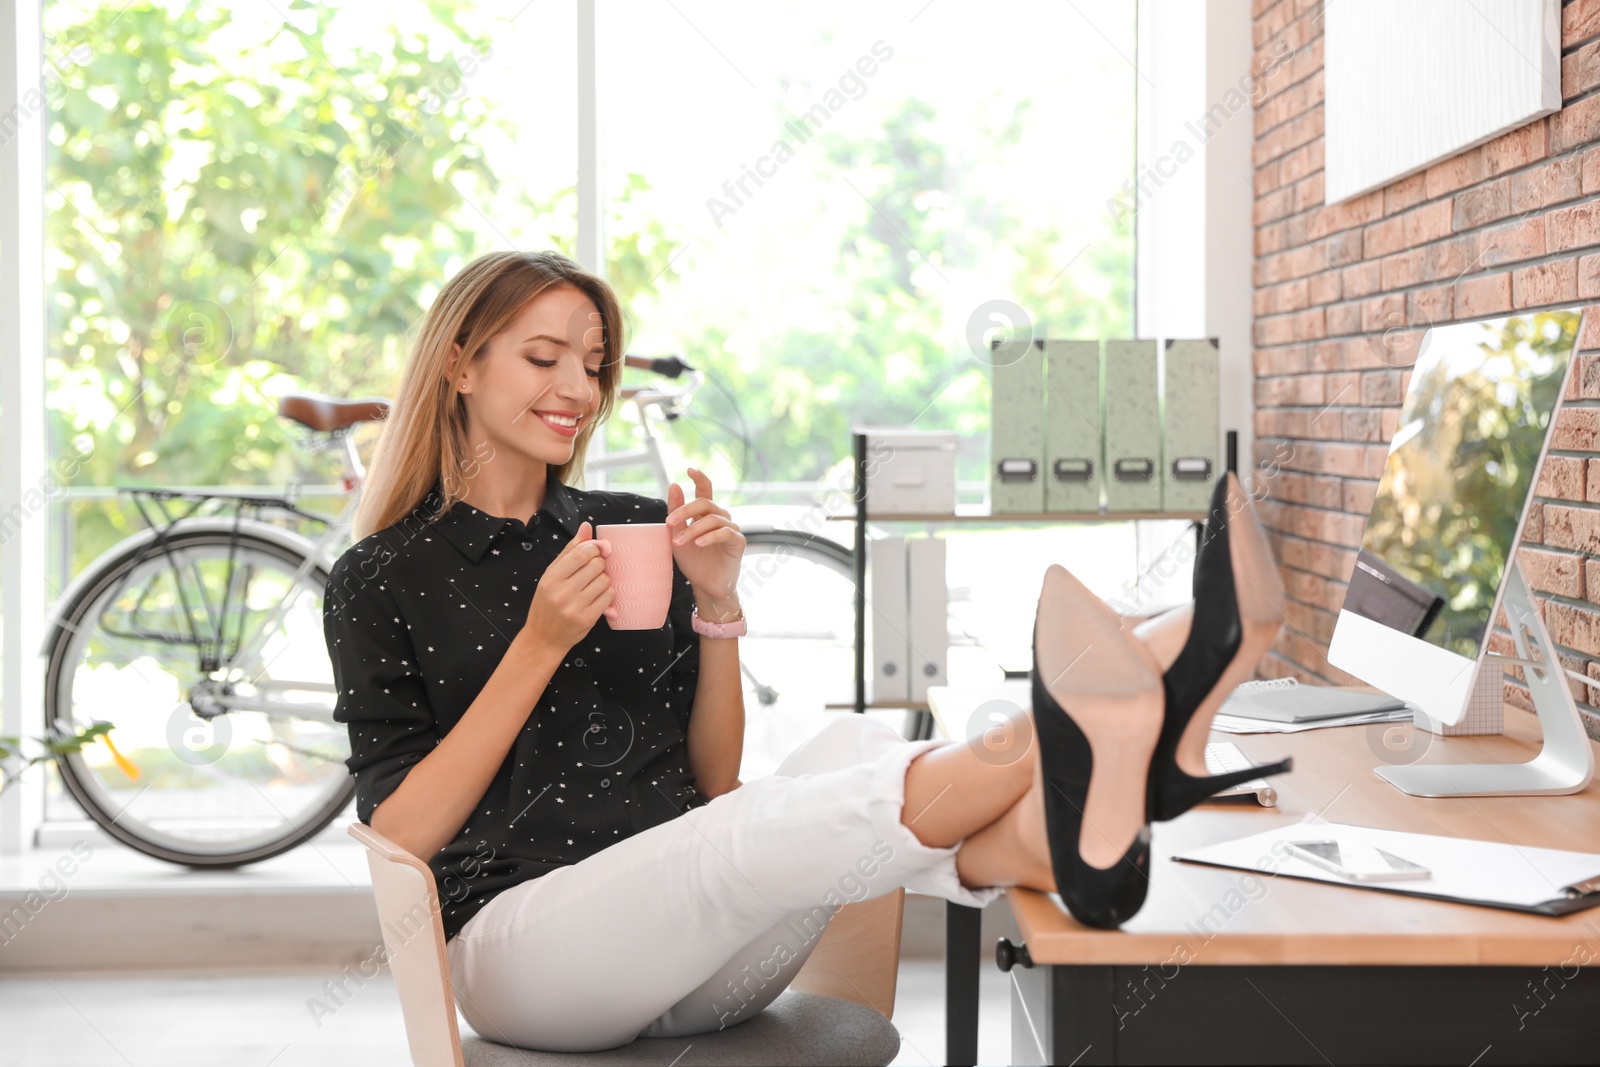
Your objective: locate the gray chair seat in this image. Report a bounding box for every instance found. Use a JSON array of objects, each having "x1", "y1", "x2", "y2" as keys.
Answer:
[{"x1": 460, "y1": 989, "x2": 901, "y2": 1066}]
